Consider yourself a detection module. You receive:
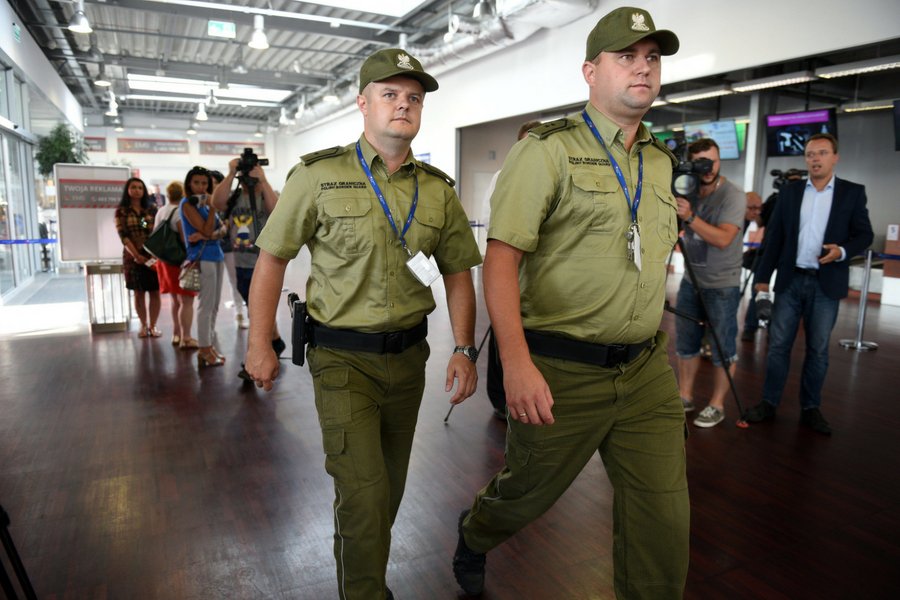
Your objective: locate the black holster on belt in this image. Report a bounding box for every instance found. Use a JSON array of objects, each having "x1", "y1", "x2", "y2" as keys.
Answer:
[{"x1": 287, "y1": 292, "x2": 310, "y2": 366}]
